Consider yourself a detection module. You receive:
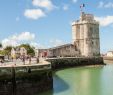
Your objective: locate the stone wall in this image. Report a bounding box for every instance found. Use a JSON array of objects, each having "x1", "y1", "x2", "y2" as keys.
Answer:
[
  {"x1": 72, "y1": 12, "x2": 100, "y2": 57},
  {"x1": 0, "y1": 67, "x2": 53, "y2": 95},
  {"x1": 39, "y1": 44, "x2": 80, "y2": 58},
  {"x1": 47, "y1": 57, "x2": 104, "y2": 70}
]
